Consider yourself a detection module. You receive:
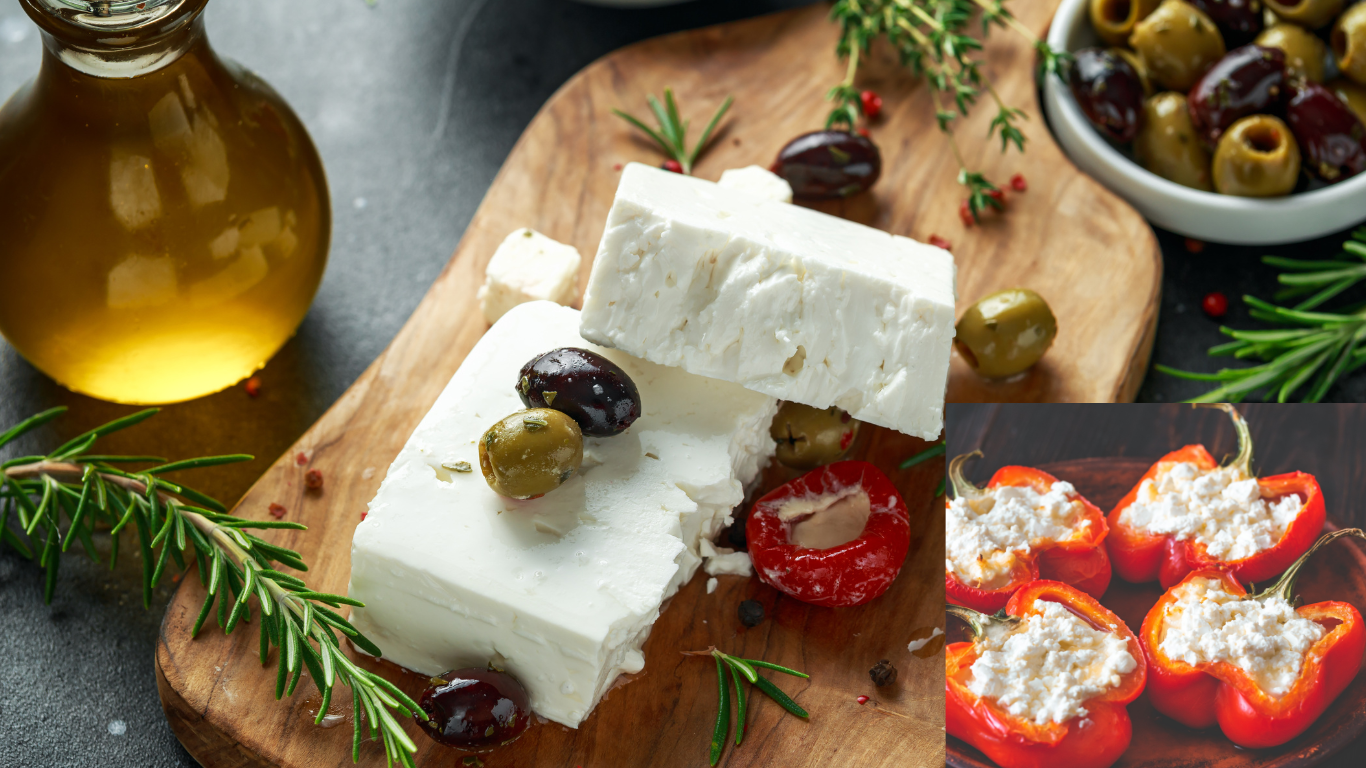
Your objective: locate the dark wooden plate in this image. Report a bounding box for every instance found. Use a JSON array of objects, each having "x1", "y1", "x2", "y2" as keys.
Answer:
[{"x1": 946, "y1": 457, "x2": 1366, "y2": 768}]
